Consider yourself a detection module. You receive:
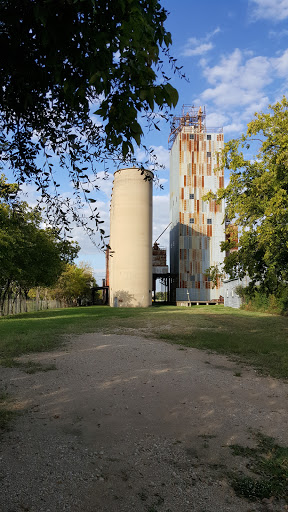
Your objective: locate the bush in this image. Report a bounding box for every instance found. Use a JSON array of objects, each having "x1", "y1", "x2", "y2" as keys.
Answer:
[
  {"x1": 253, "y1": 291, "x2": 269, "y2": 311},
  {"x1": 267, "y1": 295, "x2": 282, "y2": 314},
  {"x1": 277, "y1": 287, "x2": 288, "y2": 313},
  {"x1": 239, "y1": 286, "x2": 288, "y2": 315}
]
